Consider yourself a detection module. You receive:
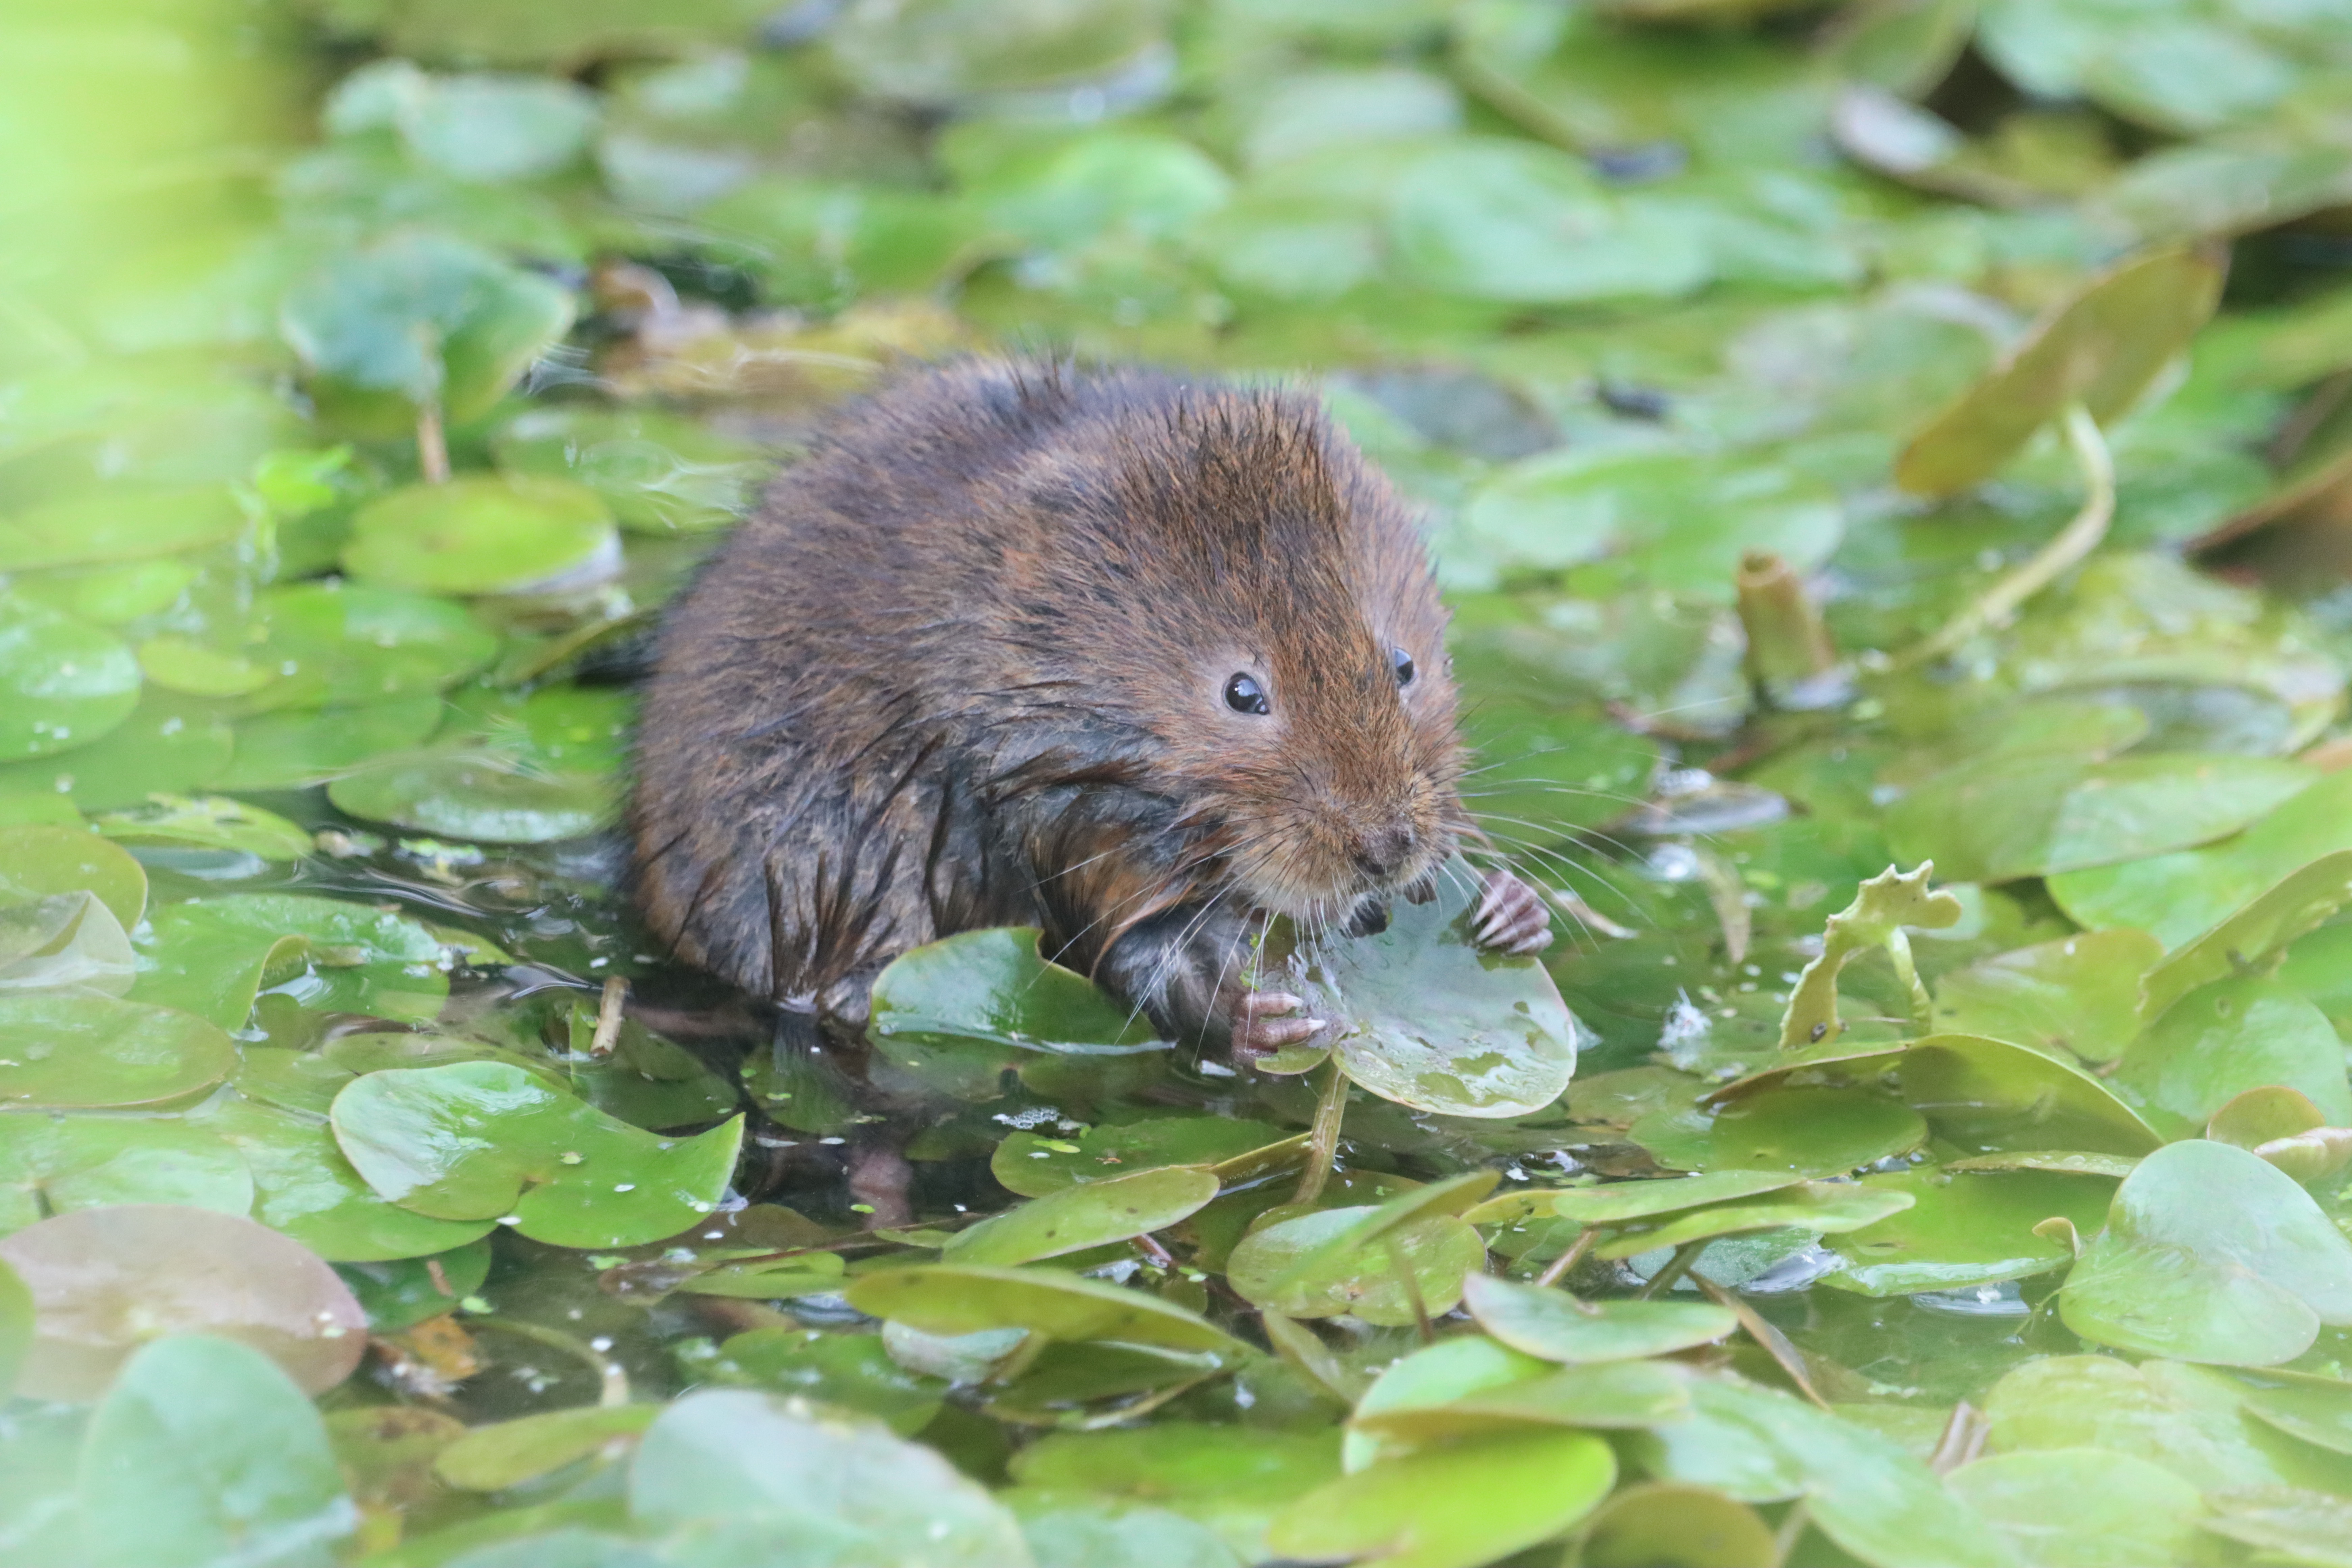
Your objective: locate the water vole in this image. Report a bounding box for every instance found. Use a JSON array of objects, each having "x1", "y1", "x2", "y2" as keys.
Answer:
[{"x1": 630, "y1": 359, "x2": 1549, "y2": 1057}]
